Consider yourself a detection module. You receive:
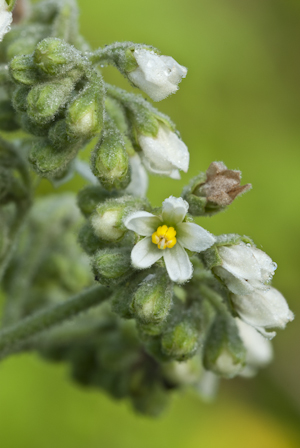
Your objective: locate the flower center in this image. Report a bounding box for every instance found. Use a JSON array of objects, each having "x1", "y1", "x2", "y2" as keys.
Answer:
[{"x1": 152, "y1": 225, "x2": 177, "y2": 250}]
